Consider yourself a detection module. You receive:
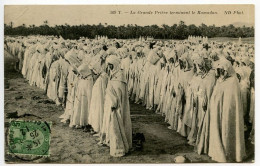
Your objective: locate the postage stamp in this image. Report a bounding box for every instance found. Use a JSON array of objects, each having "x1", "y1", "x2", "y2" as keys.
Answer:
[{"x1": 8, "y1": 120, "x2": 51, "y2": 156}]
